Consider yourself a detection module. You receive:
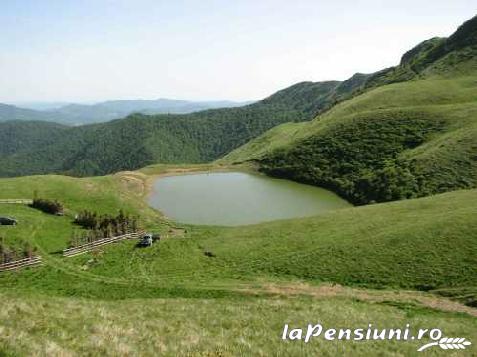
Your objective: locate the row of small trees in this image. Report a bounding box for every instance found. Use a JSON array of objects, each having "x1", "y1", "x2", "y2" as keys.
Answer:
[
  {"x1": 68, "y1": 210, "x2": 140, "y2": 248},
  {"x1": 27, "y1": 192, "x2": 141, "y2": 249},
  {"x1": 0, "y1": 237, "x2": 37, "y2": 265}
]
